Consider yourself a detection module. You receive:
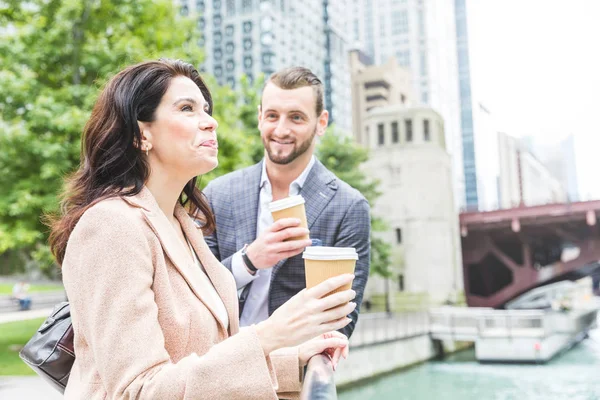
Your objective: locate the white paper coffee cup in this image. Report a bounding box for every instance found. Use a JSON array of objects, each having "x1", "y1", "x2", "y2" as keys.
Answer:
[
  {"x1": 268, "y1": 195, "x2": 309, "y2": 241},
  {"x1": 303, "y1": 247, "x2": 358, "y2": 294}
]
